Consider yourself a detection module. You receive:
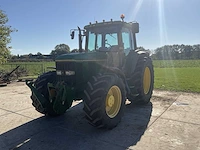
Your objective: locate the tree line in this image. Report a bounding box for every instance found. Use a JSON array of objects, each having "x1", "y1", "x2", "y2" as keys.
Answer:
[
  {"x1": 9, "y1": 44, "x2": 78, "y2": 62},
  {"x1": 7, "y1": 43, "x2": 200, "y2": 62},
  {"x1": 12, "y1": 44, "x2": 200, "y2": 62},
  {"x1": 152, "y1": 44, "x2": 200, "y2": 60}
]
